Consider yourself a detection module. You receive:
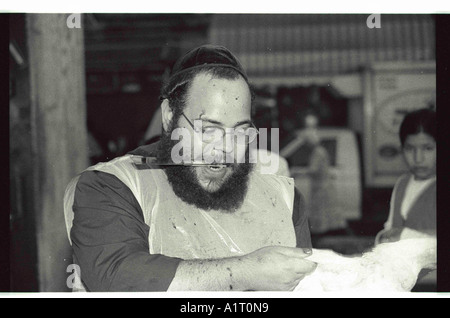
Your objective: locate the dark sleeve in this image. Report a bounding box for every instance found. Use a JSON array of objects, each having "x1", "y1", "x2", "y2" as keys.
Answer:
[
  {"x1": 292, "y1": 188, "x2": 312, "y2": 249},
  {"x1": 71, "y1": 170, "x2": 182, "y2": 291}
]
